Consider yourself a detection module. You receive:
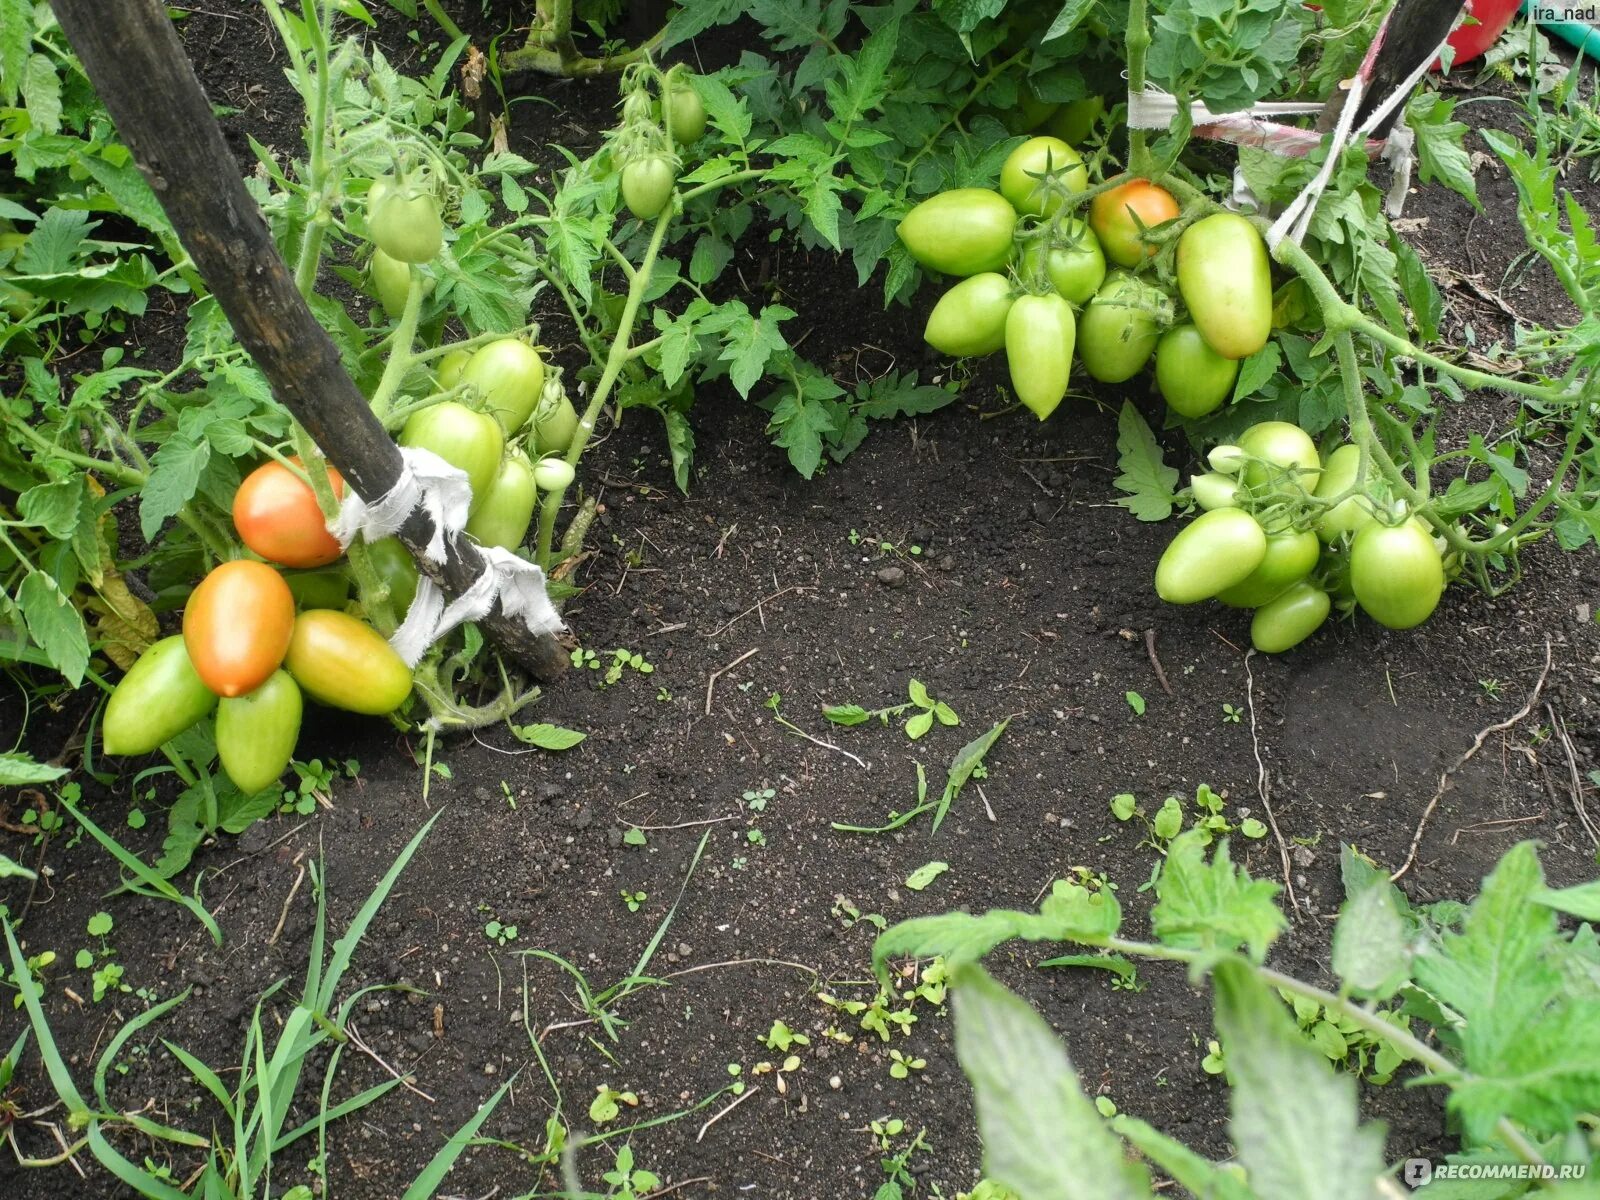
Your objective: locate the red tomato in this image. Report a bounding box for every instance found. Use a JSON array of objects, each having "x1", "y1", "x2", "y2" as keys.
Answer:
[
  {"x1": 232, "y1": 458, "x2": 345, "y2": 568},
  {"x1": 1088, "y1": 179, "x2": 1180, "y2": 267},
  {"x1": 182, "y1": 560, "x2": 296, "y2": 697}
]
